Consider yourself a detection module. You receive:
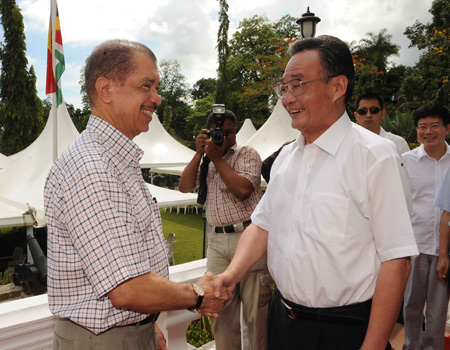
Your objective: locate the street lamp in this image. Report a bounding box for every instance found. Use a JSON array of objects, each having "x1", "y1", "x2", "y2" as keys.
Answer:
[{"x1": 296, "y1": 7, "x2": 321, "y2": 38}]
